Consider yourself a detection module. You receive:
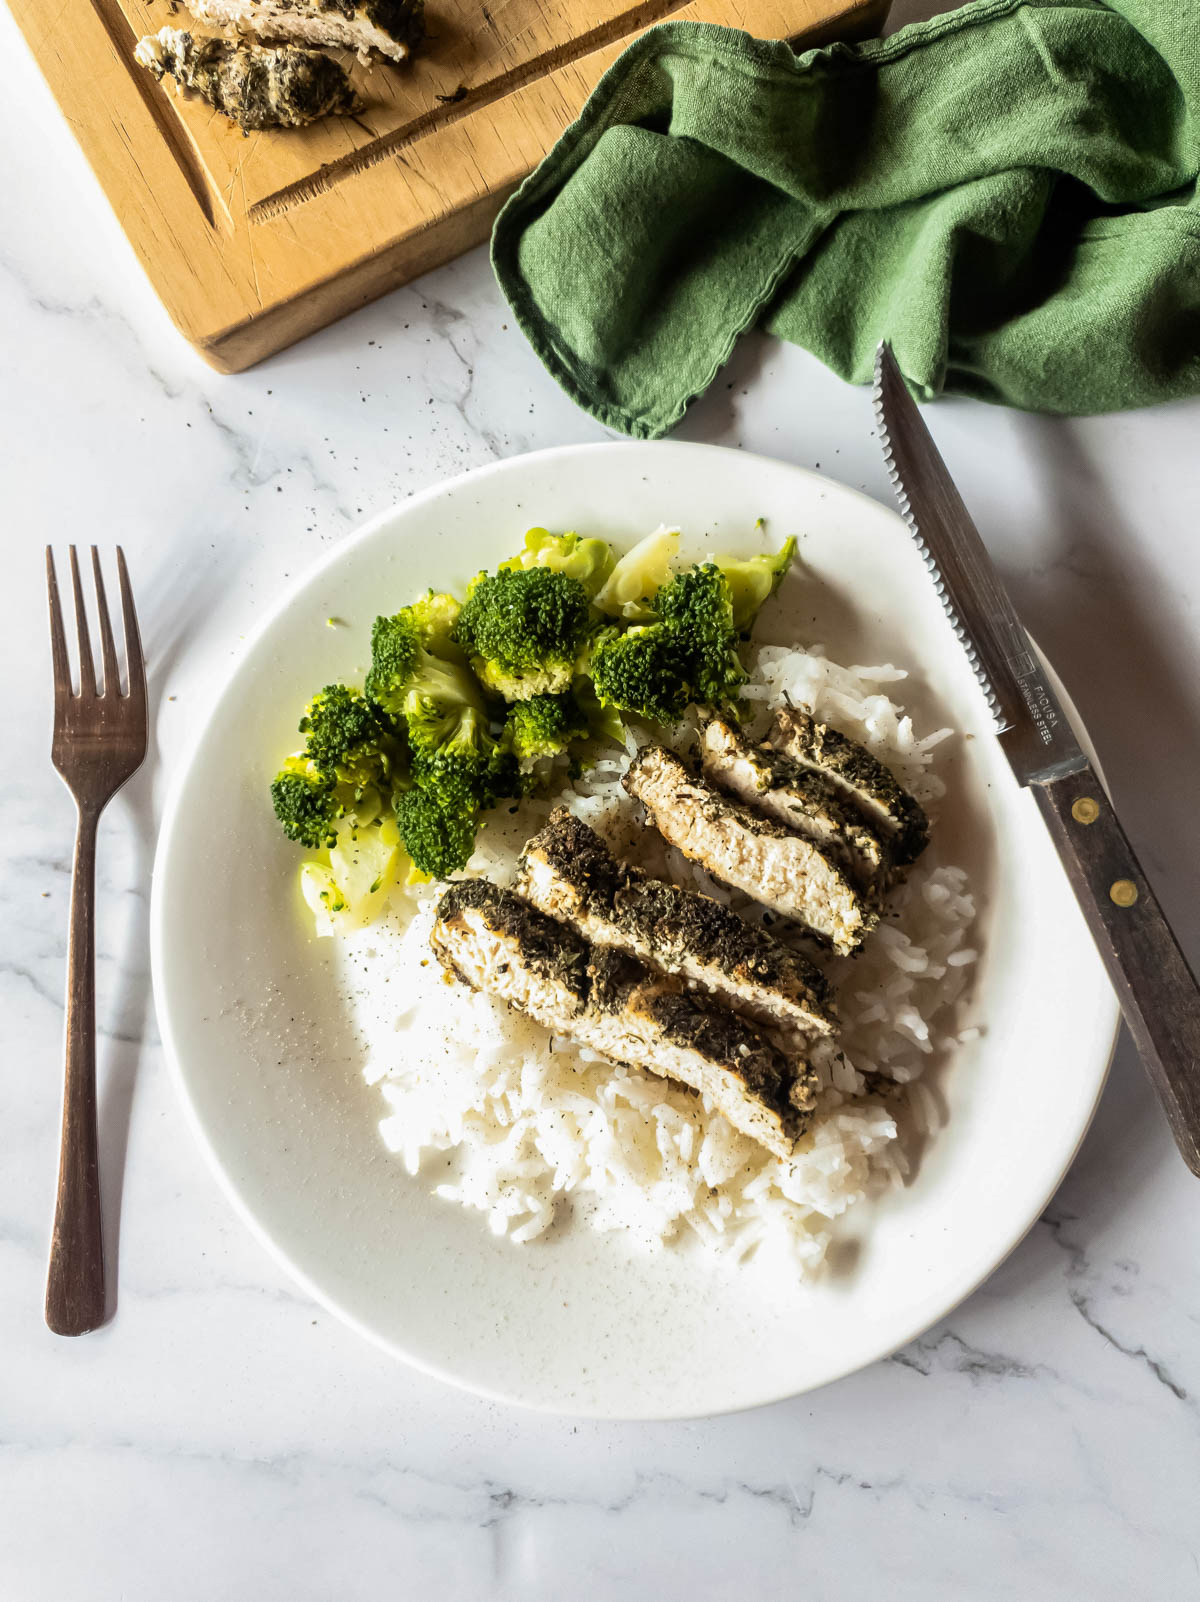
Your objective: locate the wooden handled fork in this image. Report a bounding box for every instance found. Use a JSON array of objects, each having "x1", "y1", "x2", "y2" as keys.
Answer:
[{"x1": 45, "y1": 548, "x2": 147, "y2": 1335}]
